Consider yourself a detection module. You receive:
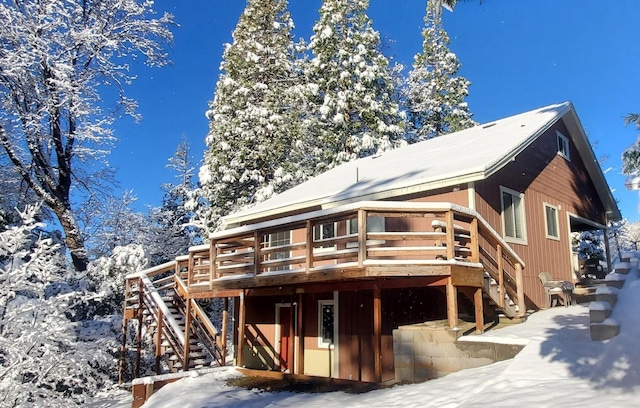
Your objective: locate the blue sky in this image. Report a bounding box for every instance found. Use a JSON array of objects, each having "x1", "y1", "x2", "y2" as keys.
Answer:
[{"x1": 111, "y1": 0, "x2": 640, "y2": 221}]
